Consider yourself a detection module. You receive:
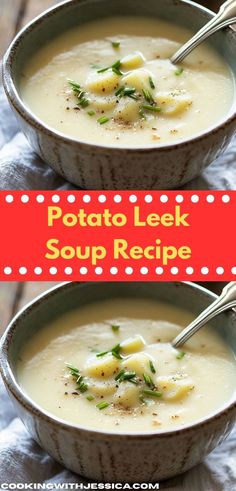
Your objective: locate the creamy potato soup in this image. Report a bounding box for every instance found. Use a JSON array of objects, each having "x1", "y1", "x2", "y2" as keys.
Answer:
[
  {"x1": 18, "y1": 298, "x2": 236, "y2": 433},
  {"x1": 20, "y1": 17, "x2": 234, "y2": 147}
]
